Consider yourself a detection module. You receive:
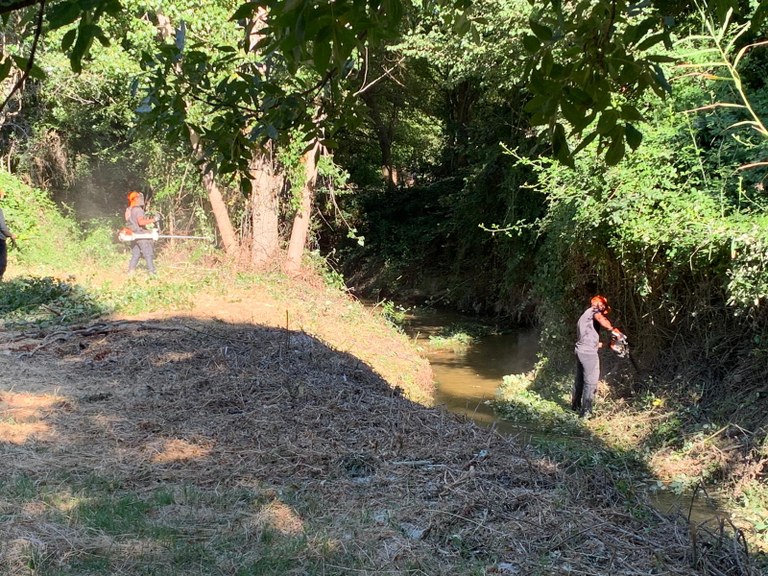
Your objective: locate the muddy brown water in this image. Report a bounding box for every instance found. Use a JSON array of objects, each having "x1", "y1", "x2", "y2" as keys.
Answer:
[{"x1": 402, "y1": 306, "x2": 727, "y2": 527}]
